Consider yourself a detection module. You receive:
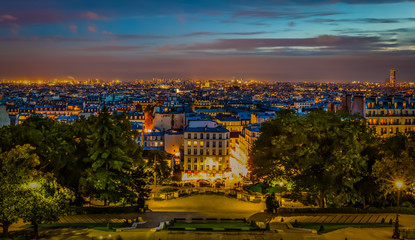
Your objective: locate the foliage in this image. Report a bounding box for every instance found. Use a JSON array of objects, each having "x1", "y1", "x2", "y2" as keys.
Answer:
[
  {"x1": 20, "y1": 175, "x2": 72, "y2": 238},
  {"x1": 373, "y1": 132, "x2": 415, "y2": 199},
  {"x1": 85, "y1": 106, "x2": 134, "y2": 205},
  {"x1": 251, "y1": 110, "x2": 378, "y2": 208},
  {"x1": 130, "y1": 166, "x2": 152, "y2": 210},
  {"x1": 146, "y1": 150, "x2": 171, "y2": 185},
  {"x1": 0, "y1": 145, "x2": 39, "y2": 236}
]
